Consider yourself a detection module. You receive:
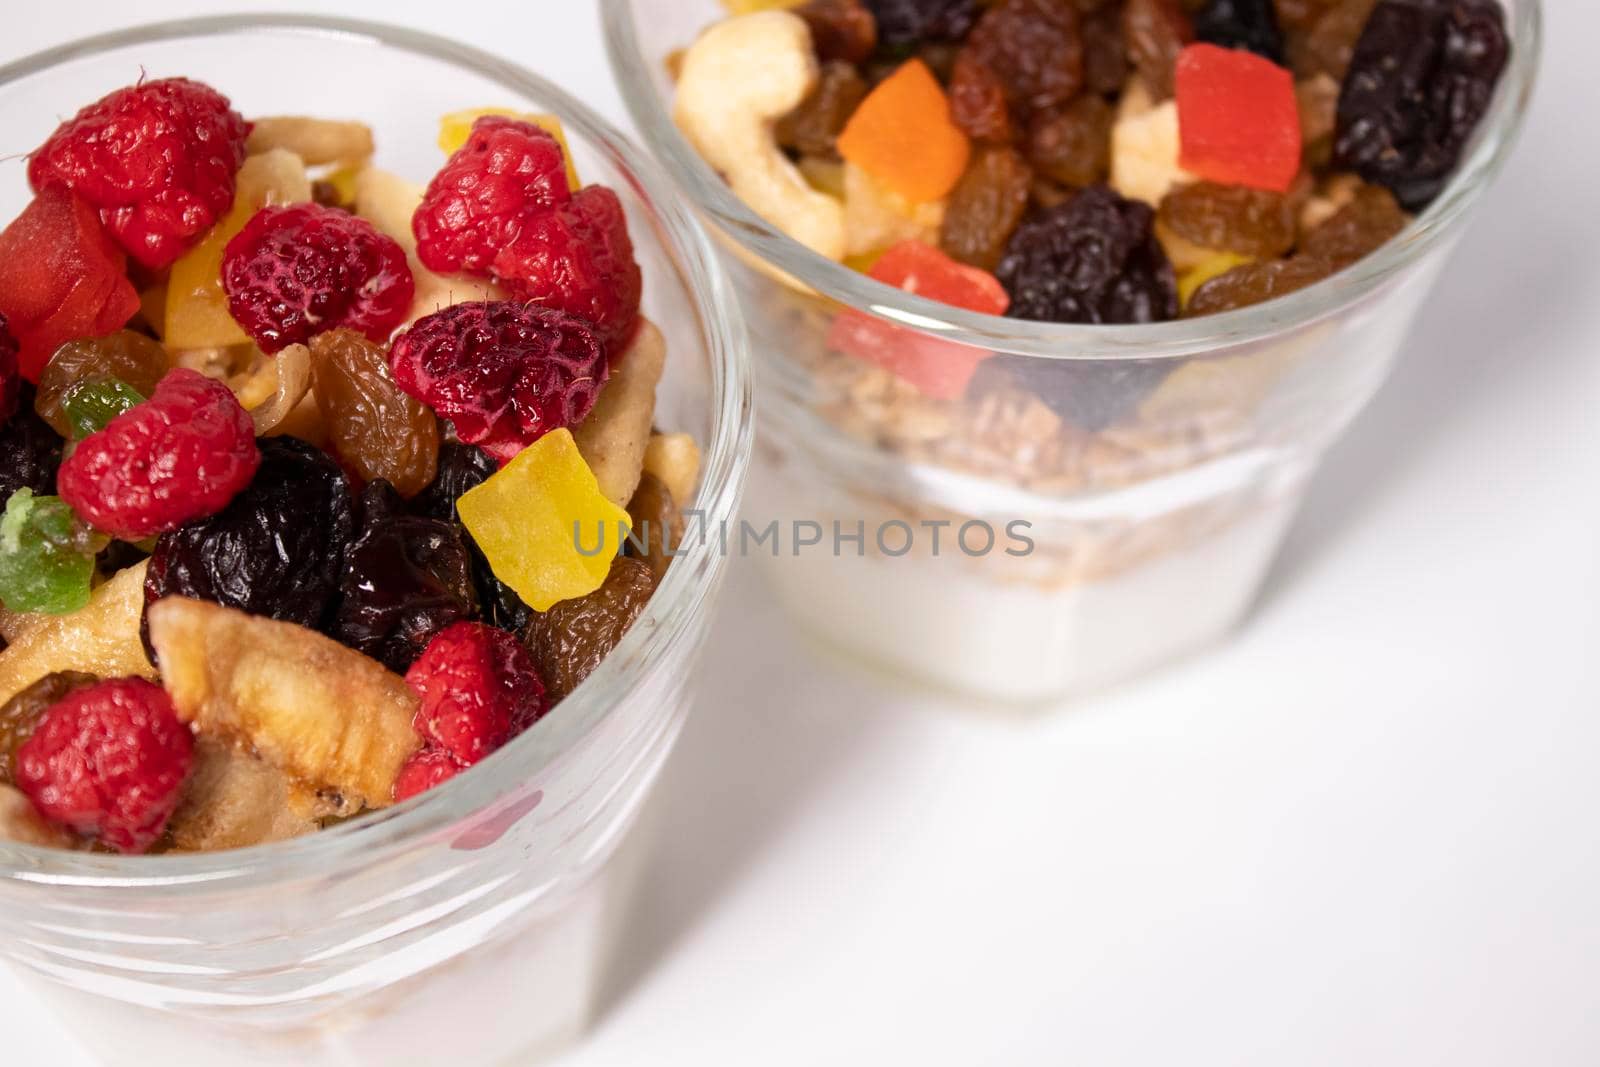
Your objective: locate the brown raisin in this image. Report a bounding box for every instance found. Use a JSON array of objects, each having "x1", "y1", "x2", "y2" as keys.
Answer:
[
  {"x1": 0, "y1": 671, "x2": 97, "y2": 784},
  {"x1": 941, "y1": 146, "x2": 1034, "y2": 270},
  {"x1": 625, "y1": 472, "x2": 685, "y2": 582},
  {"x1": 797, "y1": 0, "x2": 879, "y2": 64},
  {"x1": 777, "y1": 62, "x2": 870, "y2": 159},
  {"x1": 1123, "y1": 0, "x2": 1194, "y2": 100},
  {"x1": 1026, "y1": 95, "x2": 1113, "y2": 188},
  {"x1": 948, "y1": 49, "x2": 1015, "y2": 144},
  {"x1": 967, "y1": 0, "x2": 1086, "y2": 116},
  {"x1": 309, "y1": 329, "x2": 440, "y2": 499},
  {"x1": 1157, "y1": 180, "x2": 1296, "y2": 258},
  {"x1": 1273, "y1": 0, "x2": 1334, "y2": 28},
  {"x1": 1288, "y1": 0, "x2": 1377, "y2": 80},
  {"x1": 1082, "y1": 2, "x2": 1130, "y2": 97},
  {"x1": 35, "y1": 331, "x2": 172, "y2": 438},
  {"x1": 523, "y1": 556, "x2": 656, "y2": 704},
  {"x1": 1185, "y1": 255, "x2": 1333, "y2": 315},
  {"x1": 1299, "y1": 183, "x2": 1406, "y2": 268}
]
